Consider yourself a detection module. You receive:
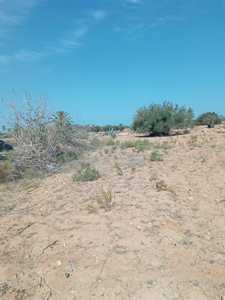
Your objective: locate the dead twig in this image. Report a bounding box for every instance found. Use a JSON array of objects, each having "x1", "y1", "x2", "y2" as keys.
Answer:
[
  {"x1": 46, "y1": 290, "x2": 52, "y2": 300},
  {"x1": 39, "y1": 275, "x2": 53, "y2": 300},
  {"x1": 90, "y1": 248, "x2": 113, "y2": 292},
  {"x1": 41, "y1": 240, "x2": 59, "y2": 255},
  {"x1": 17, "y1": 222, "x2": 35, "y2": 235}
]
